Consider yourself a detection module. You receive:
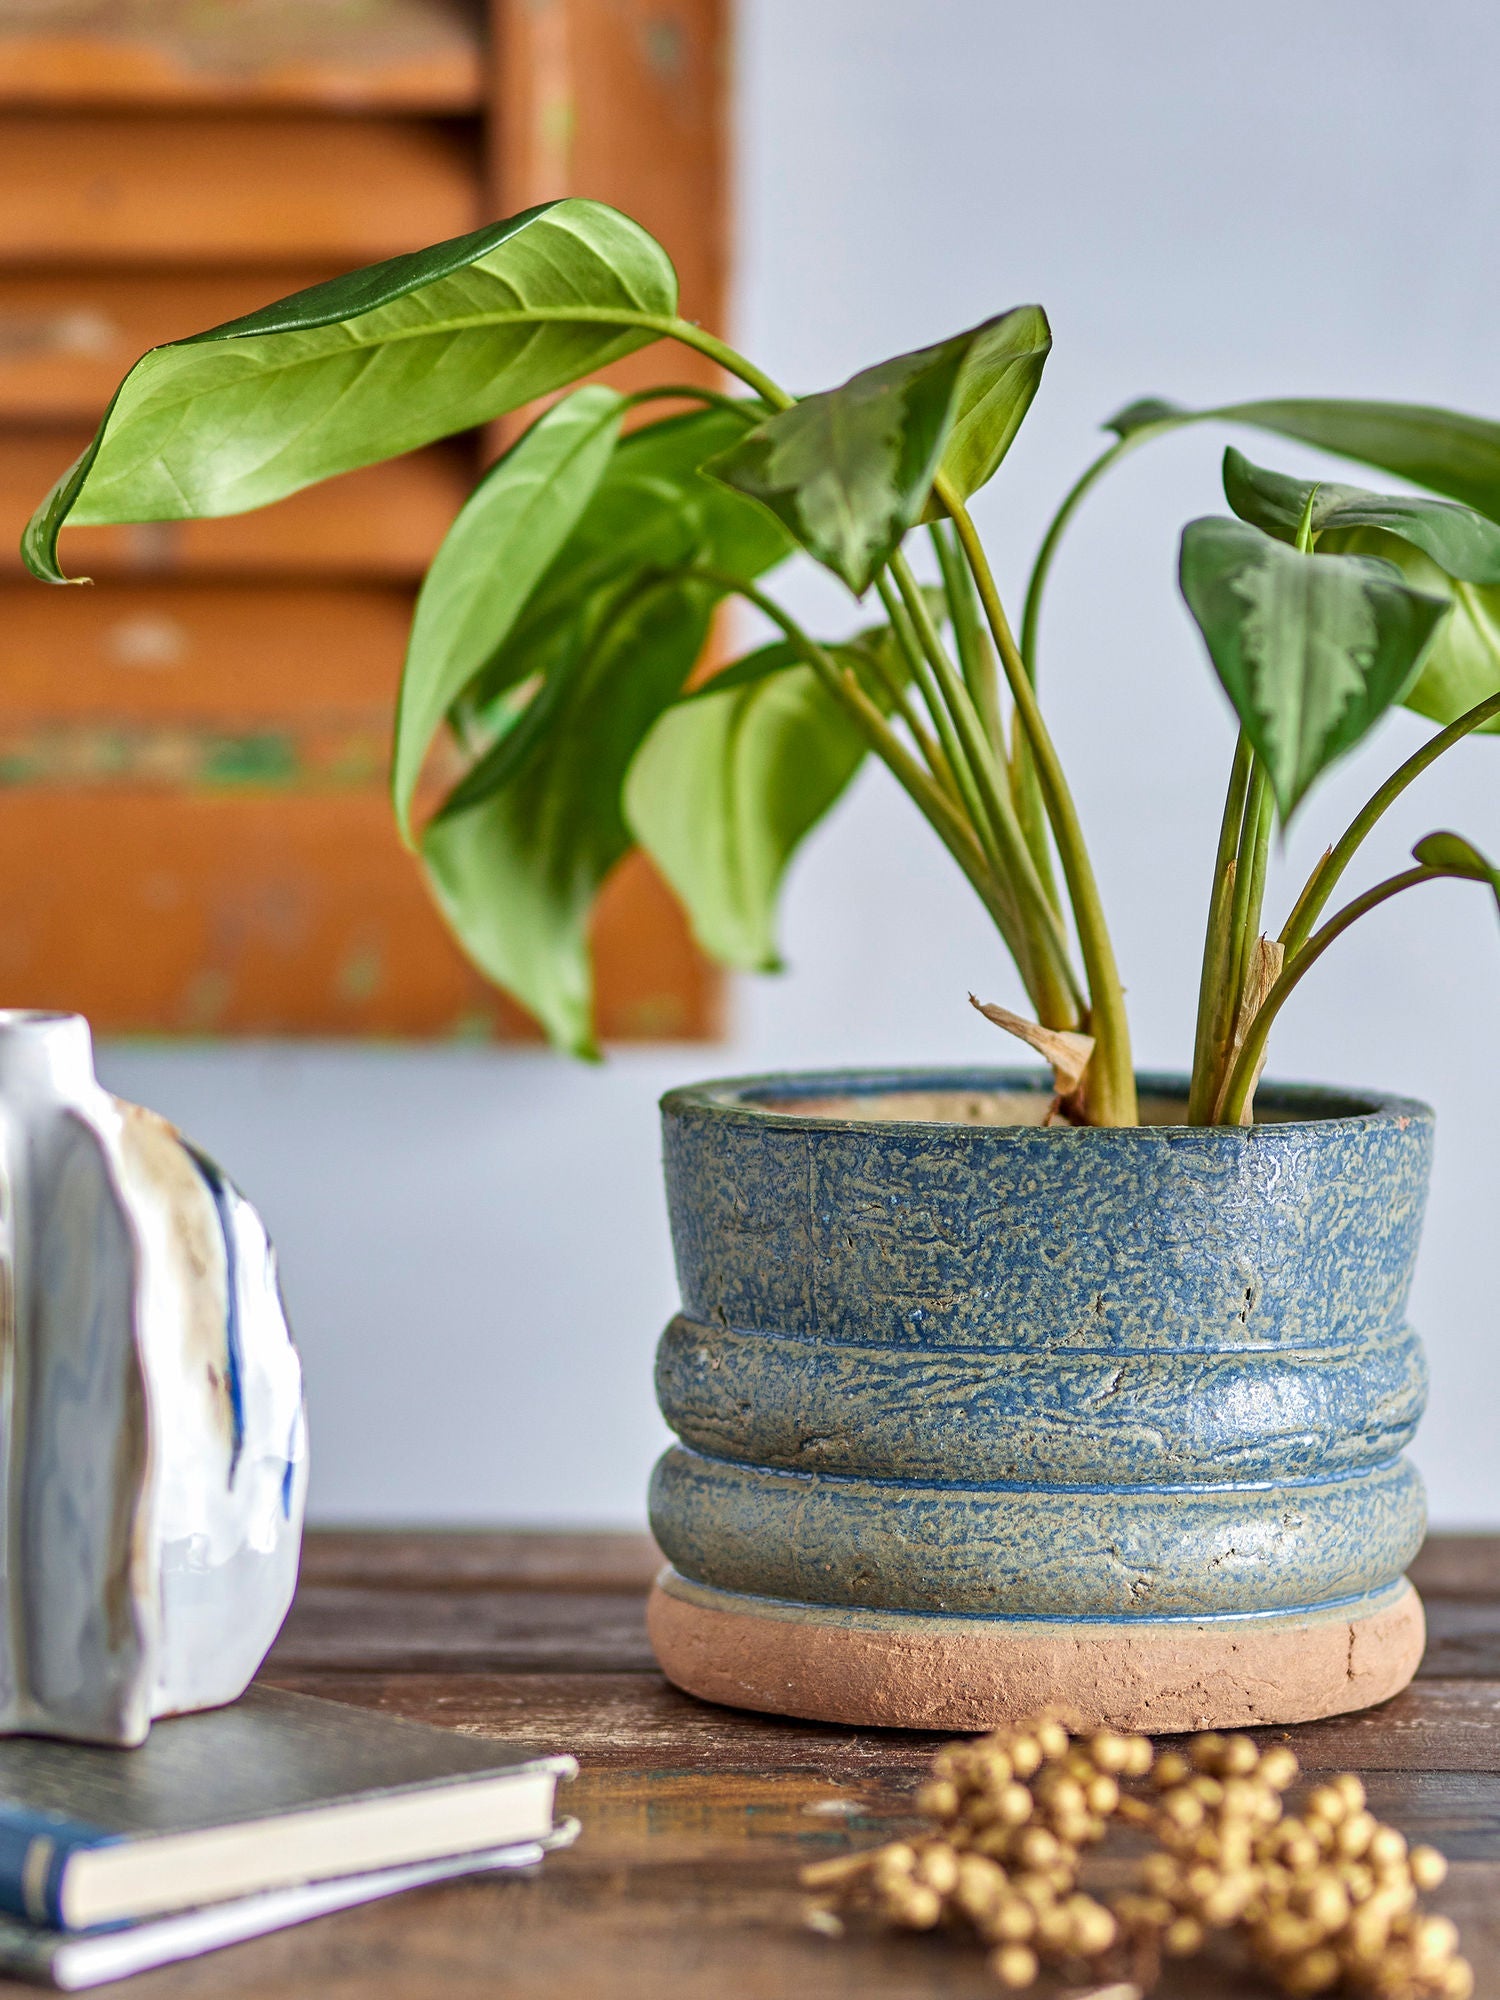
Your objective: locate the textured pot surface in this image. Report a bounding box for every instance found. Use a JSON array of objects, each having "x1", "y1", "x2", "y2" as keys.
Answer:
[{"x1": 647, "y1": 1068, "x2": 1431, "y2": 1730}]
